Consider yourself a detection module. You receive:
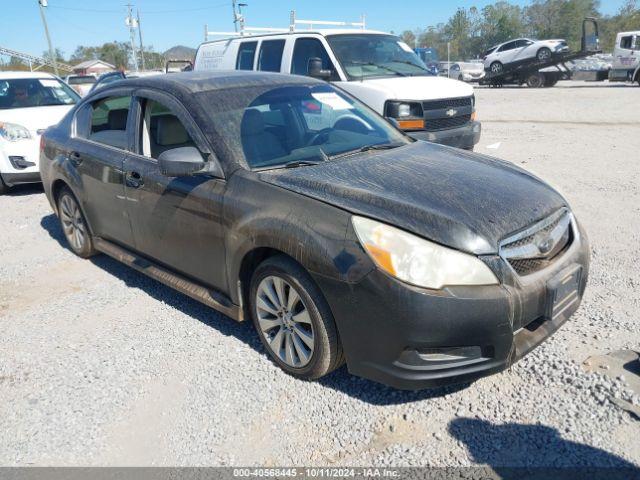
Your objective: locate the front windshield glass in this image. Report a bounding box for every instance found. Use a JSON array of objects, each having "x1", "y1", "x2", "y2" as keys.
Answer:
[
  {"x1": 198, "y1": 83, "x2": 410, "y2": 170},
  {"x1": 0, "y1": 77, "x2": 79, "y2": 109},
  {"x1": 327, "y1": 34, "x2": 430, "y2": 80}
]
